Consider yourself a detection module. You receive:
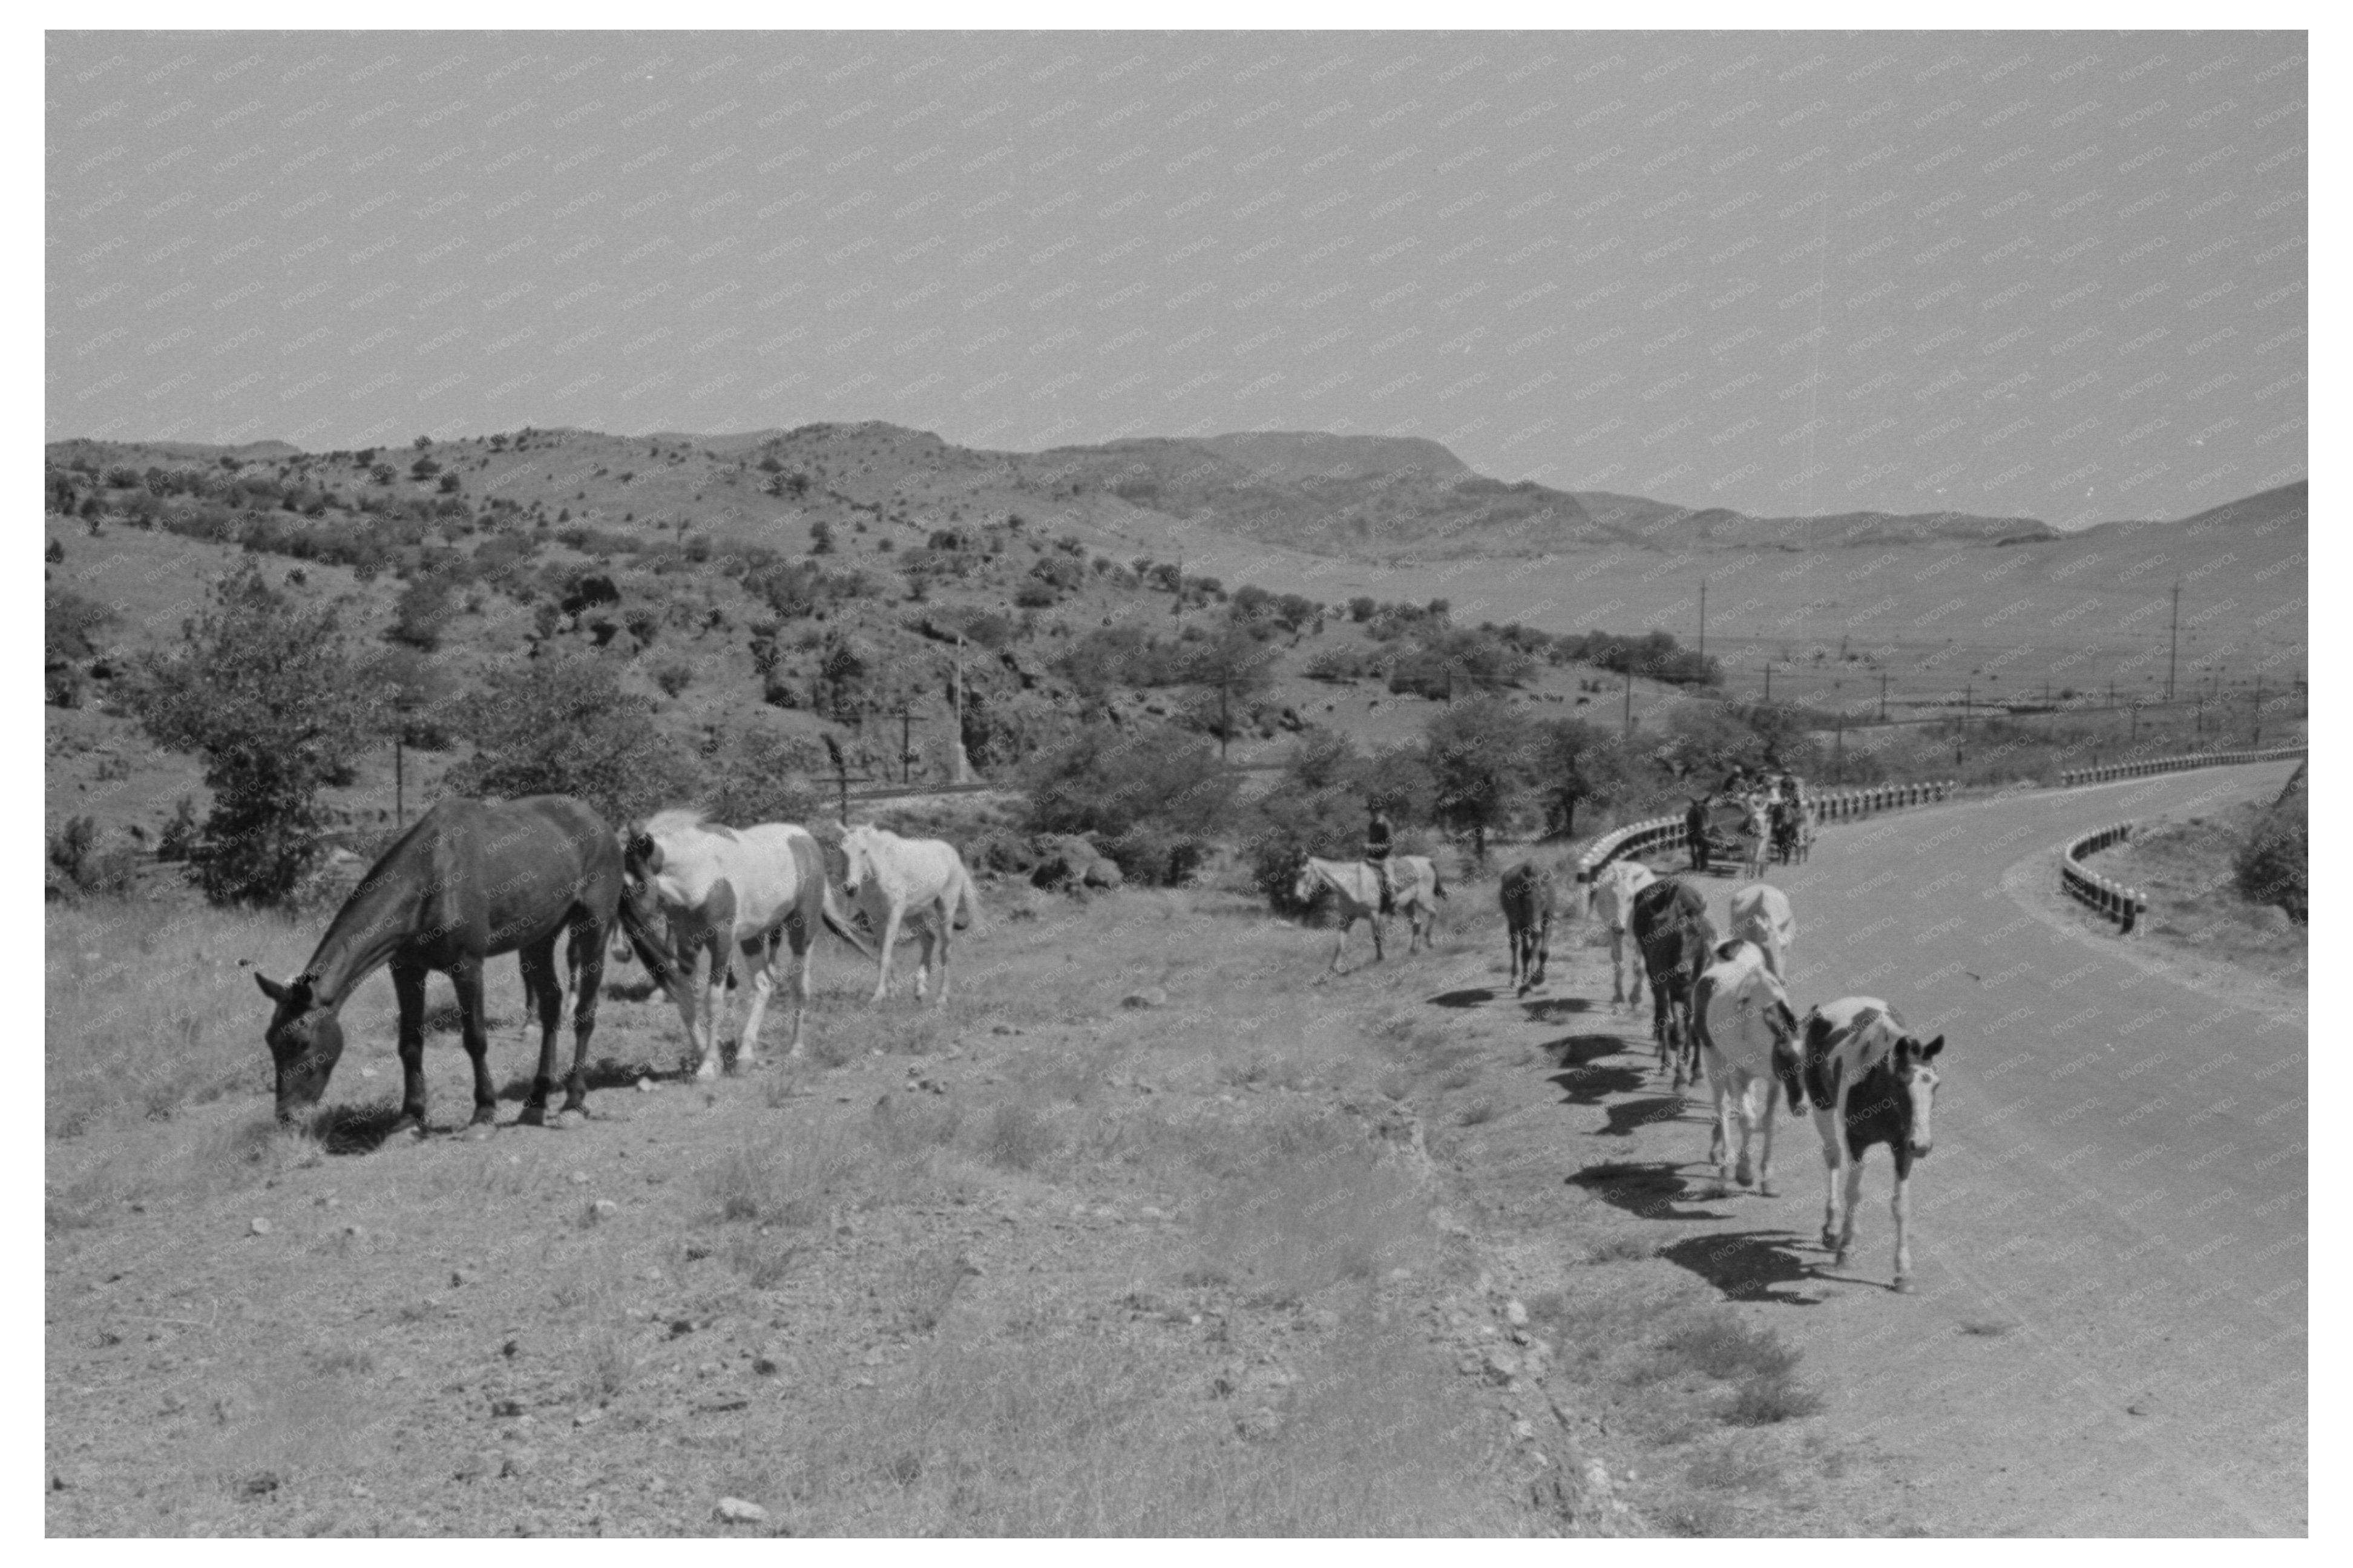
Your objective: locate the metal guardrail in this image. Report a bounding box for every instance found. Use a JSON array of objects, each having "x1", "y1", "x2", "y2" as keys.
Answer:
[
  {"x1": 1572, "y1": 779, "x2": 1958, "y2": 901},
  {"x1": 2062, "y1": 822, "x2": 2148, "y2": 934},
  {"x1": 2058, "y1": 746, "x2": 2306, "y2": 787}
]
